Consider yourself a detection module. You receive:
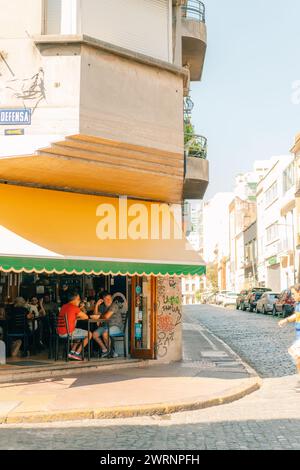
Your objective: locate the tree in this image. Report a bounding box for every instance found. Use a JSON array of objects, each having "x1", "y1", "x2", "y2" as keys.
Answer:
[{"x1": 206, "y1": 263, "x2": 219, "y2": 291}]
